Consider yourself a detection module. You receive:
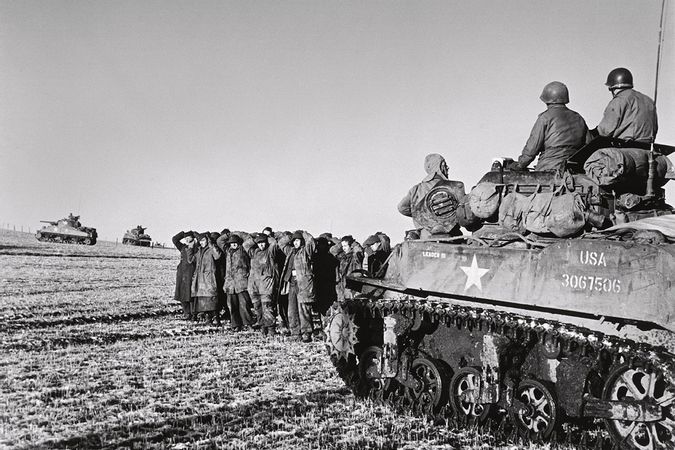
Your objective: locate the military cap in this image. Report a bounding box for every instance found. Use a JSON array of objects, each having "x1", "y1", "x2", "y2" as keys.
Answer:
[
  {"x1": 254, "y1": 234, "x2": 268, "y2": 244},
  {"x1": 226, "y1": 234, "x2": 243, "y2": 245},
  {"x1": 363, "y1": 235, "x2": 380, "y2": 246},
  {"x1": 340, "y1": 235, "x2": 355, "y2": 244},
  {"x1": 292, "y1": 231, "x2": 304, "y2": 241}
]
